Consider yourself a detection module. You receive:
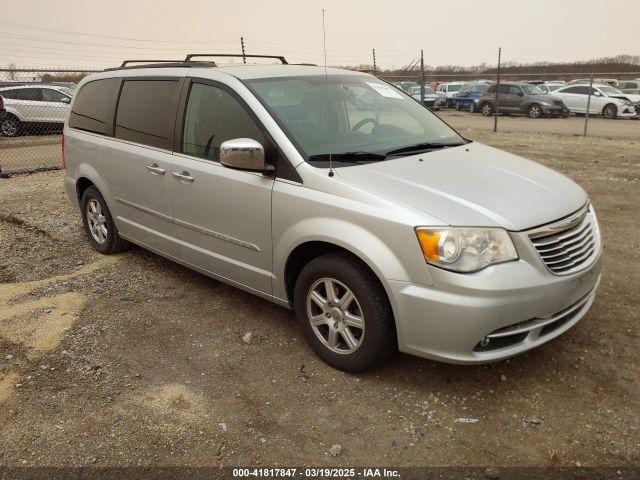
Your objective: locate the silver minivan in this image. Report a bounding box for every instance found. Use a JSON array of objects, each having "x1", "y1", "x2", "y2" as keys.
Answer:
[{"x1": 63, "y1": 56, "x2": 602, "y2": 372}]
